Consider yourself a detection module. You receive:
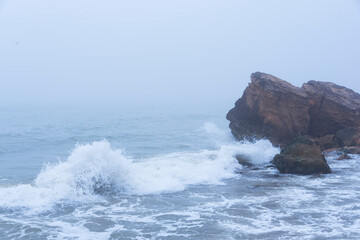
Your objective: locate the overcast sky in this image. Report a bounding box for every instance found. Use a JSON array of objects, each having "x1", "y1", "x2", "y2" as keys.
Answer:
[{"x1": 0, "y1": 0, "x2": 359, "y2": 109}]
